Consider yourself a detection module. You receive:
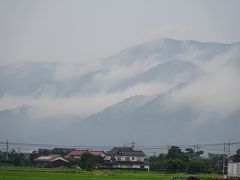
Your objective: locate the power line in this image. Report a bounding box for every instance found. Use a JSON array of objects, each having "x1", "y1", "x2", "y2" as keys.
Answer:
[{"x1": 1, "y1": 140, "x2": 240, "y2": 151}]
